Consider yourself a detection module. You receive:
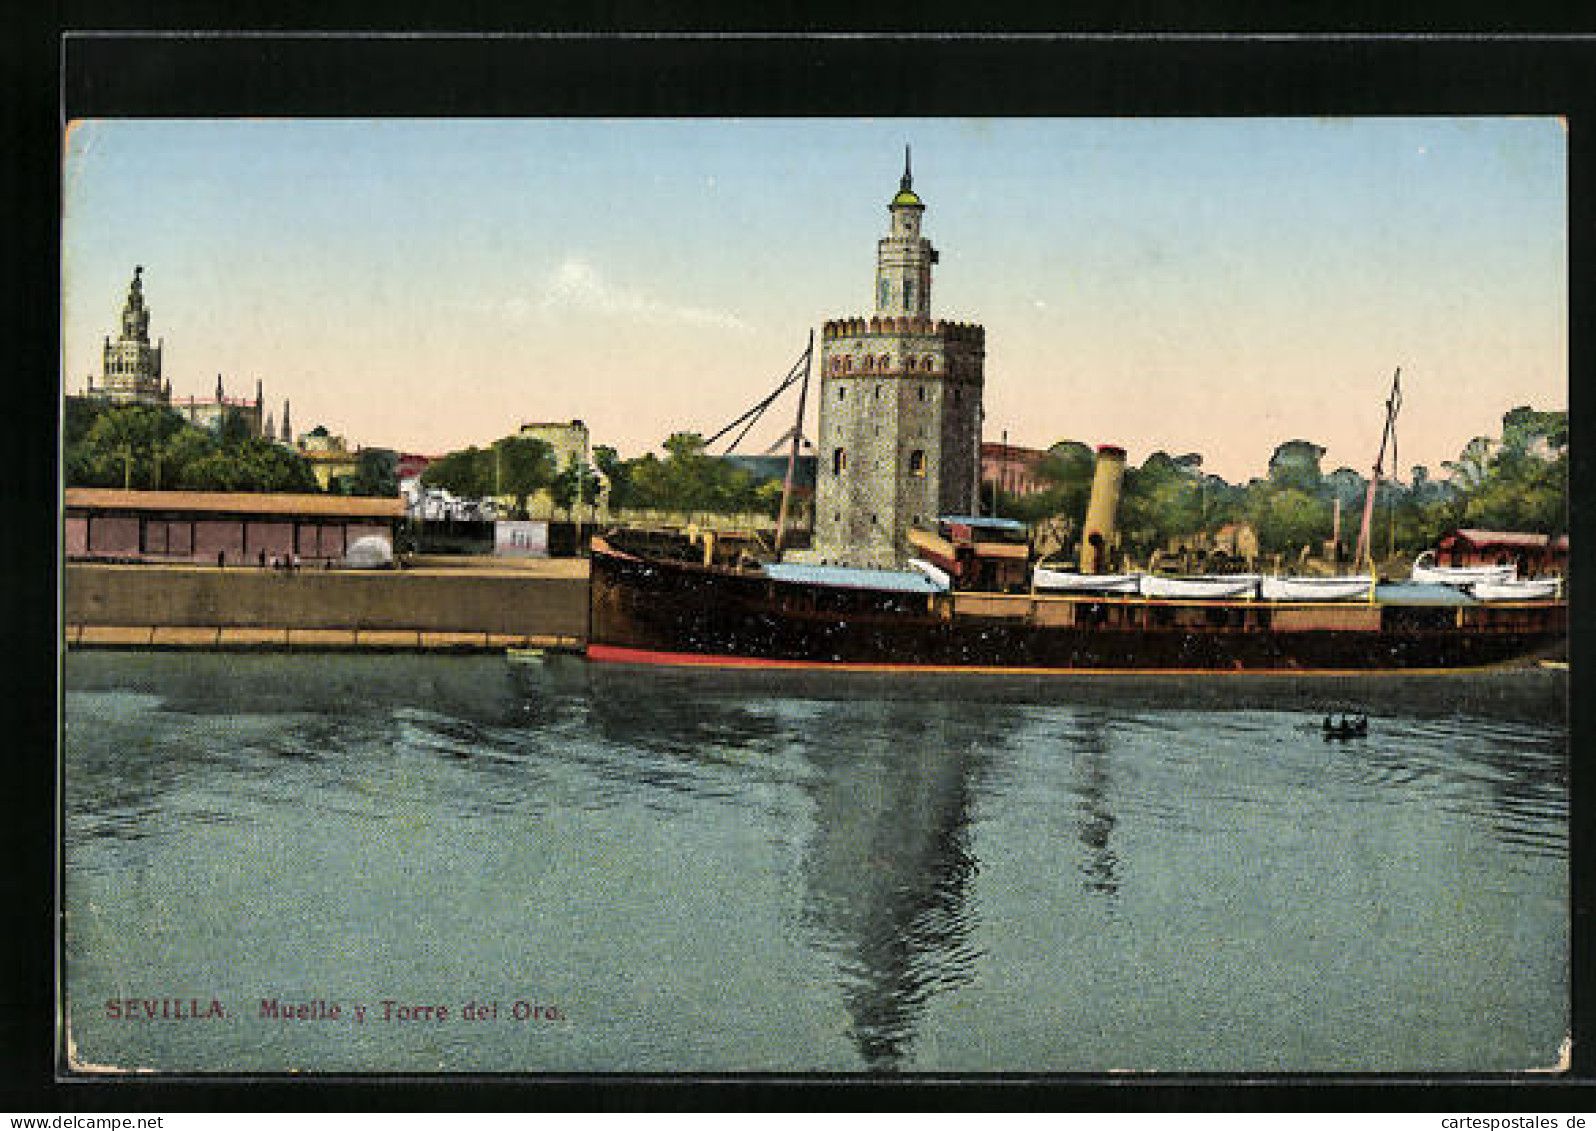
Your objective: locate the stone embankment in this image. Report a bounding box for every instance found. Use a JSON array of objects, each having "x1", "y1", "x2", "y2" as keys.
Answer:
[{"x1": 64, "y1": 558, "x2": 590, "y2": 652}]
